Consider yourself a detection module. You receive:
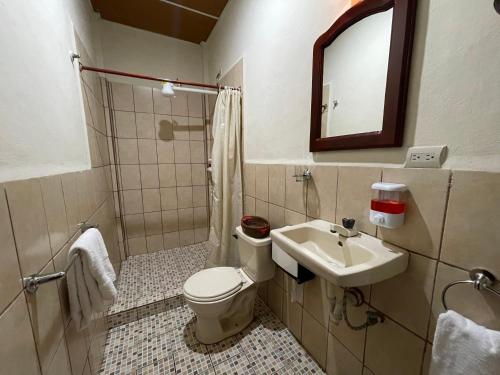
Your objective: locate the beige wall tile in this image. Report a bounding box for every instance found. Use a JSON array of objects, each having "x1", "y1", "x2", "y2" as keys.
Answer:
[
  {"x1": 441, "y1": 171, "x2": 500, "y2": 273},
  {"x1": 329, "y1": 302, "x2": 368, "y2": 361},
  {"x1": 284, "y1": 209, "x2": 307, "y2": 225},
  {"x1": 282, "y1": 293, "x2": 303, "y2": 340},
  {"x1": 255, "y1": 164, "x2": 269, "y2": 202},
  {"x1": 189, "y1": 117, "x2": 204, "y2": 141},
  {"x1": 363, "y1": 367, "x2": 375, "y2": 375},
  {"x1": 153, "y1": 89, "x2": 172, "y2": 115},
  {"x1": 114, "y1": 111, "x2": 137, "y2": 138},
  {"x1": 122, "y1": 189, "x2": 143, "y2": 214},
  {"x1": 128, "y1": 237, "x2": 147, "y2": 255},
  {"x1": 188, "y1": 94, "x2": 203, "y2": 118},
  {"x1": 174, "y1": 140, "x2": 191, "y2": 163},
  {"x1": 365, "y1": 317, "x2": 425, "y2": 375},
  {"x1": 192, "y1": 186, "x2": 207, "y2": 207},
  {"x1": 179, "y1": 229, "x2": 195, "y2": 245},
  {"x1": 378, "y1": 168, "x2": 450, "y2": 258},
  {"x1": 171, "y1": 93, "x2": 188, "y2": 116},
  {"x1": 155, "y1": 114, "x2": 174, "y2": 140},
  {"x1": 144, "y1": 212, "x2": 163, "y2": 236},
  {"x1": 162, "y1": 210, "x2": 179, "y2": 233},
  {"x1": 124, "y1": 214, "x2": 145, "y2": 238},
  {"x1": 336, "y1": 167, "x2": 381, "y2": 236},
  {"x1": 428, "y1": 262, "x2": 500, "y2": 341},
  {"x1": 159, "y1": 164, "x2": 177, "y2": 187},
  {"x1": 255, "y1": 199, "x2": 269, "y2": 220},
  {"x1": 195, "y1": 227, "x2": 208, "y2": 243},
  {"x1": 268, "y1": 203, "x2": 285, "y2": 229},
  {"x1": 157, "y1": 140, "x2": 175, "y2": 163},
  {"x1": 268, "y1": 164, "x2": 286, "y2": 207},
  {"x1": 117, "y1": 138, "x2": 139, "y2": 164},
  {"x1": 175, "y1": 164, "x2": 192, "y2": 186},
  {"x1": 303, "y1": 276, "x2": 330, "y2": 327},
  {"x1": 136, "y1": 113, "x2": 155, "y2": 139},
  {"x1": 177, "y1": 187, "x2": 193, "y2": 209},
  {"x1": 190, "y1": 141, "x2": 205, "y2": 163},
  {"x1": 65, "y1": 321, "x2": 88, "y2": 375},
  {"x1": 302, "y1": 309, "x2": 328, "y2": 368},
  {"x1": 163, "y1": 232, "x2": 180, "y2": 249},
  {"x1": 267, "y1": 281, "x2": 283, "y2": 319},
  {"x1": 52, "y1": 242, "x2": 72, "y2": 327},
  {"x1": 26, "y1": 261, "x2": 65, "y2": 373},
  {"x1": 371, "y1": 252, "x2": 436, "y2": 337},
  {"x1": 178, "y1": 208, "x2": 194, "y2": 230},
  {"x1": 422, "y1": 343, "x2": 432, "y2": 375},
  {"x1": 307, "y1": 165, "x2": 338, "y2": 222},
  {"x1": 5, "y1": 179, "x2": 51, "y2": 276},
  {"x1": 111, "y1": 82, "x2": 134, "y2": 111},
  {"x1": 120, "y1": 165, "x2": 141, "y2": 190},
  {"x1": 244, "y1": 195, "x2": 256, "y2": 216},
  {"x1": 46, "y1": 337, "x2": 72, "y2": 375},
  {"x1": 243, "y1": 164, "x2": 256, "y2": 197},
  {"x1": 61, "y1": 173, "x2": 82, "y2": 233},
  {"x1": 191, "y1": 164, "x2": 207, "y2": 186},
  {"x1": 138, "y1": 139, "x2": 158, "y2": 164},
  {"x1": 0, "y1": 186, "x2": 22, "y2": 313},
  {"x1": 0, "y1": 293, "x2": 41, "y2": 374},
  {"x1": 285, "y1": 165, "x2": 307, "y2": 214},
  {"x1": 140, "y1": 164, "x2": 160, "y2": 189},
  {"x1": 142, "y1": 189, "x2": 161, "y2": 212},
  {"x1": 160, "y1": 187, "x2": 178, "y2": 210},
  {"x1": 133, "y1": 86, "x2": 153, "y2": 113},
  {"x1": 326, "y1": 334, "x2": 363, "y2": 375},
  {"x1": 194, "y1": 207, "x2": 208, "y2": 228},
  {"x1": 146, "y1": 234, "x2": 164, "y2": 252}
]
